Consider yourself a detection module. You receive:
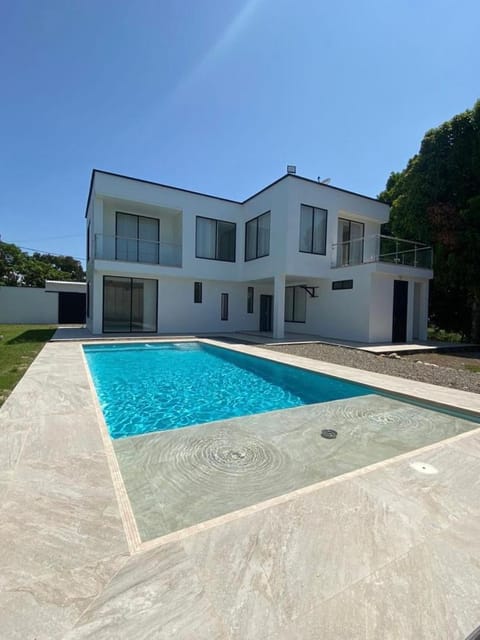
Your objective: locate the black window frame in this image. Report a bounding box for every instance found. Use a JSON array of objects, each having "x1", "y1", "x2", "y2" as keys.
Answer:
[
  {"x1": 86, "y1": 281, "x2": 90, "y2": 318},
  {"x1": 102, "y1": 275, "x2": 158, "y2": 334},
  {"x1": 194, "y1": 281, "x2": 202, "y2": 303},
  {"x1": 299, "y1": 204, "x2": 328, "y2": 255},
  {"x1": 284, "y1": 286, "x2": 307, "y2": 323},
  {"x1": 195, "y1": 215, "x2": 236, "y2": 262},
  {"x1": 245, "y1": 211, "x2": 271, "y2": 261},
  {"x1": 115, "y1": 211, "x2": 160, "y2": 264},
  {"x1": 221, "y1": 292, "x2": 229, "y2": 321},
  {"x1": 332, "y1": 279, "x2": 353, "y2": 290},
  {"x1": 247, "y1": 286, "x2": 254, "y2": 313},
  {"x1": 338, "y1": 218, "x2": 365, "y2": 265}
]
